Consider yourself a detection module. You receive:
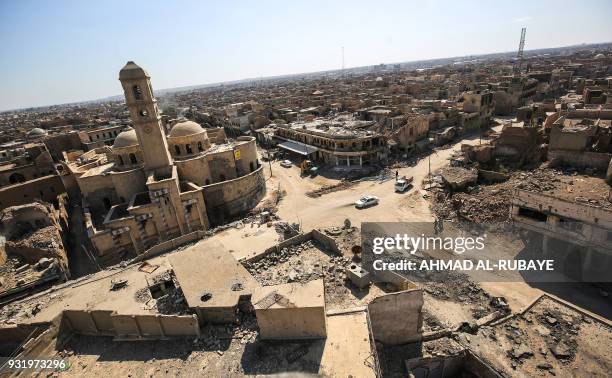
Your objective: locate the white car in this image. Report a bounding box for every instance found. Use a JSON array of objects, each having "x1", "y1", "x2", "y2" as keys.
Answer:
[
  {"x1": 280, "y1": 160, "x2": 292, "y2": 168},
  {"x1": 355, "y1": 195, "x2": 379, "y2": 209}
]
